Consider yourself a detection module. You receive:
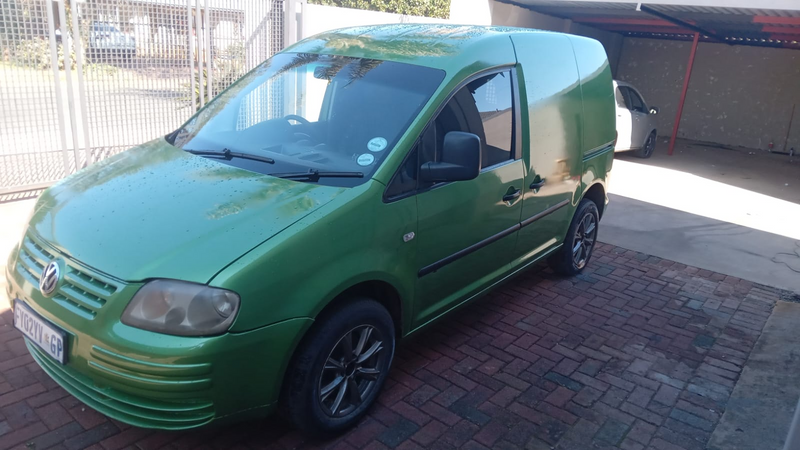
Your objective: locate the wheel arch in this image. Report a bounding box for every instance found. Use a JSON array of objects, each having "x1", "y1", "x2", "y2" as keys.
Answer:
[
  {"x1": 277, "y1": 278, "x2": 405, "y2": 412},
  {"x1": 318, "y1": 280, "x2": 404, "y2": 339},
  {"x1": 641, "y1": 127, "x2": 657, "y2": 148},
  {"x1": 583, "y1": 182, "x2": 607, "y2": 219}
]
